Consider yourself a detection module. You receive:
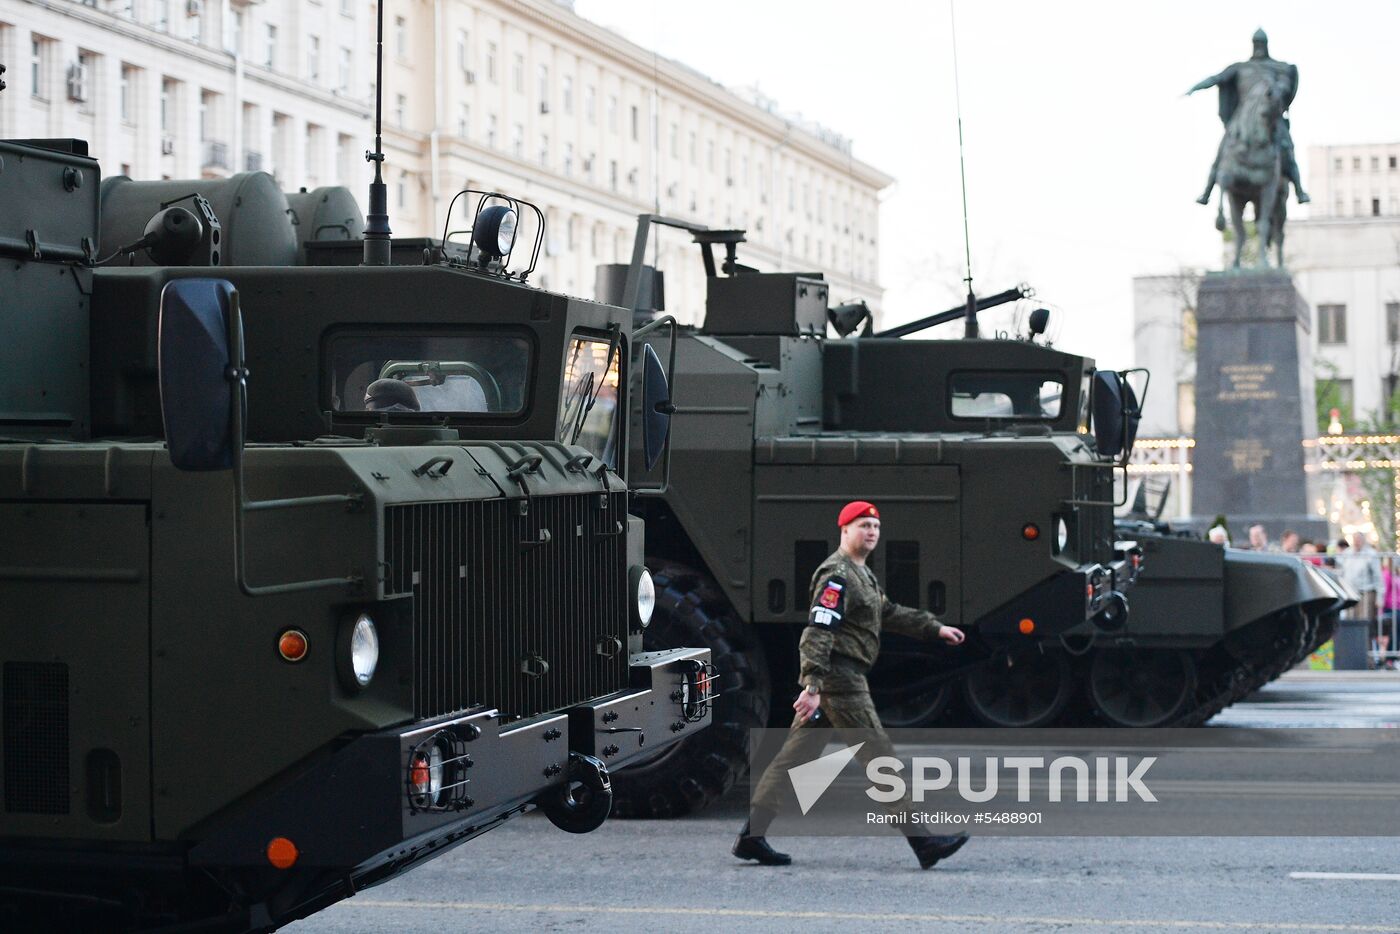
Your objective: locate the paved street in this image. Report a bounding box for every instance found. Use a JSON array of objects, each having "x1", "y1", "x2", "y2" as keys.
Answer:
[{"x1": 289, "y1": 671, "x2": 1400, "y2": 934}]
